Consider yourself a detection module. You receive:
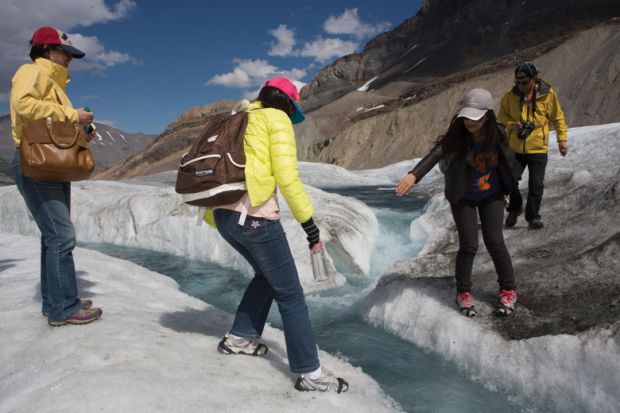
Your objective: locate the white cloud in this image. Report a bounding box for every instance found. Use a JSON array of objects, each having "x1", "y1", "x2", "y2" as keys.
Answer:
[
  {"x1": 207, "y1": 59, "x2": 306, "y2": 89},
  {"x1": 207, "y1": 67, "x2": 252, "y2": 88},
  {"x1": 68, "y1": 34, "x2": 136, "y2": 71},
  {"x1": 236, "y1": 59, "x2": 279, "y2": 79},
  {"x1": 268, "y1": 25, "x2": 296, "y2": 57},
  {"x1": 300, "y1": 38, "x2": 359, "y2": 63},
  {"x1": 210, "y1": 8, "x2": 392, "y2": 94},
  {"x1": 242, "y1": 87, "x2": 262, "y2": 101},
  {"x1": 0, "y1": 0, "x2": 136, "y2": 99},
  {"x1": 324, "y1": 8, "x2": 391, "y2": 39}
]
